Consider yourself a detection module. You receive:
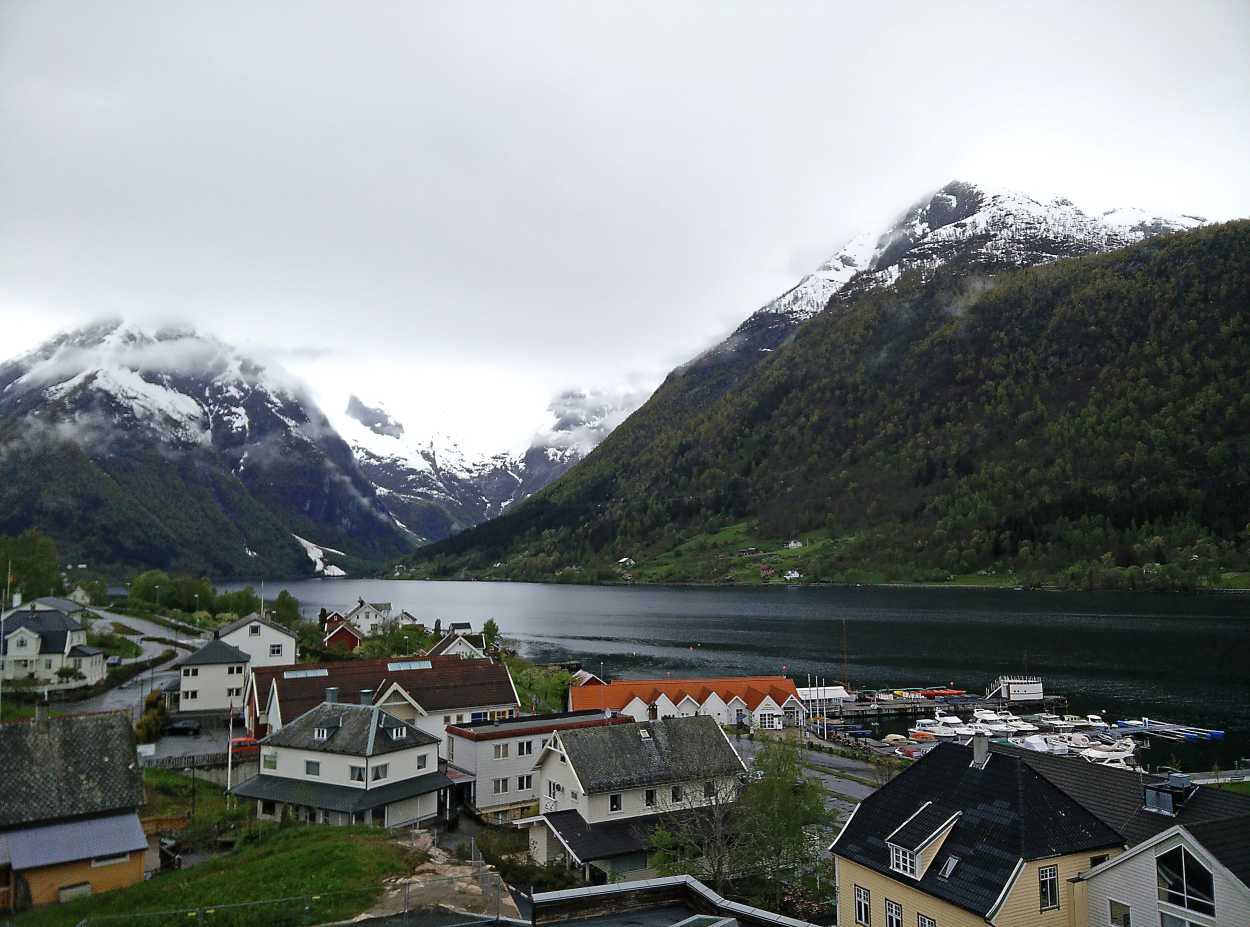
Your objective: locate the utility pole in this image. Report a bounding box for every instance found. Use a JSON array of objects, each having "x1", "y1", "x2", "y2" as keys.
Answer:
[
  {"x1": 841, "y1": 619, "x2": 850, "y2": 692},
  {"x1": 0, "y1": 560, "x2": 10, "y2": 720}
]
